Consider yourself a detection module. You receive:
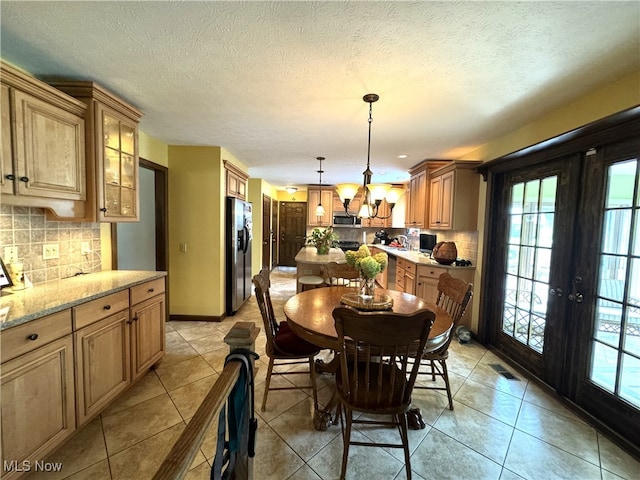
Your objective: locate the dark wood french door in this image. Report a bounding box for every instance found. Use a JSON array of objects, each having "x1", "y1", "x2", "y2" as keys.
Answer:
[{"x1": 480, "y1": 109, "x2": 640, "y2": 449}]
